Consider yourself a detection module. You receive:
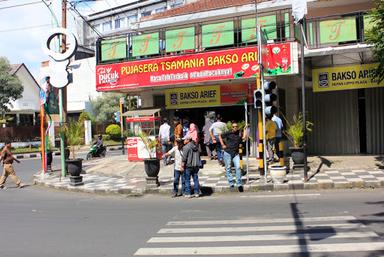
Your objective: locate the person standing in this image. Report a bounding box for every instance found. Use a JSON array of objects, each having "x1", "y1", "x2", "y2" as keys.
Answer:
[
  {"x1": 173, "y1": 117, "x2": 183, "y2": 142},
  {"x1": 0, "y1": 141, "x2": 24, "y2": 189},
  {"x1": 181, "y1": 135, "x2": 201, "y2": 198},
  {"x1": 272, "y1": 113, "x2": 284, "y2": 159},
  {"x1": 186, "y1": 123, "x2": 199, "y2": 144},
  {"x1": 219, "y1": 122, "x2": 248, "y2": 192},
  {"x1": 202, "y1": 117, "x2": 216, "y2": 160},
  {"x1": 159, "y1": 118, "x2": 171, "y2": 165},
  {"x1": 163, "y1": 138, "x2": 185, "y2": 197},
  {"x1": 182, "y1": 118, "x2": 190, "y2": 137},
  {"x1": 209, "y1": 114, "x2": 226, "y2": 166},
  {"x1": 266, "y1": 117, "x2": 277, "y2": 162}
]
